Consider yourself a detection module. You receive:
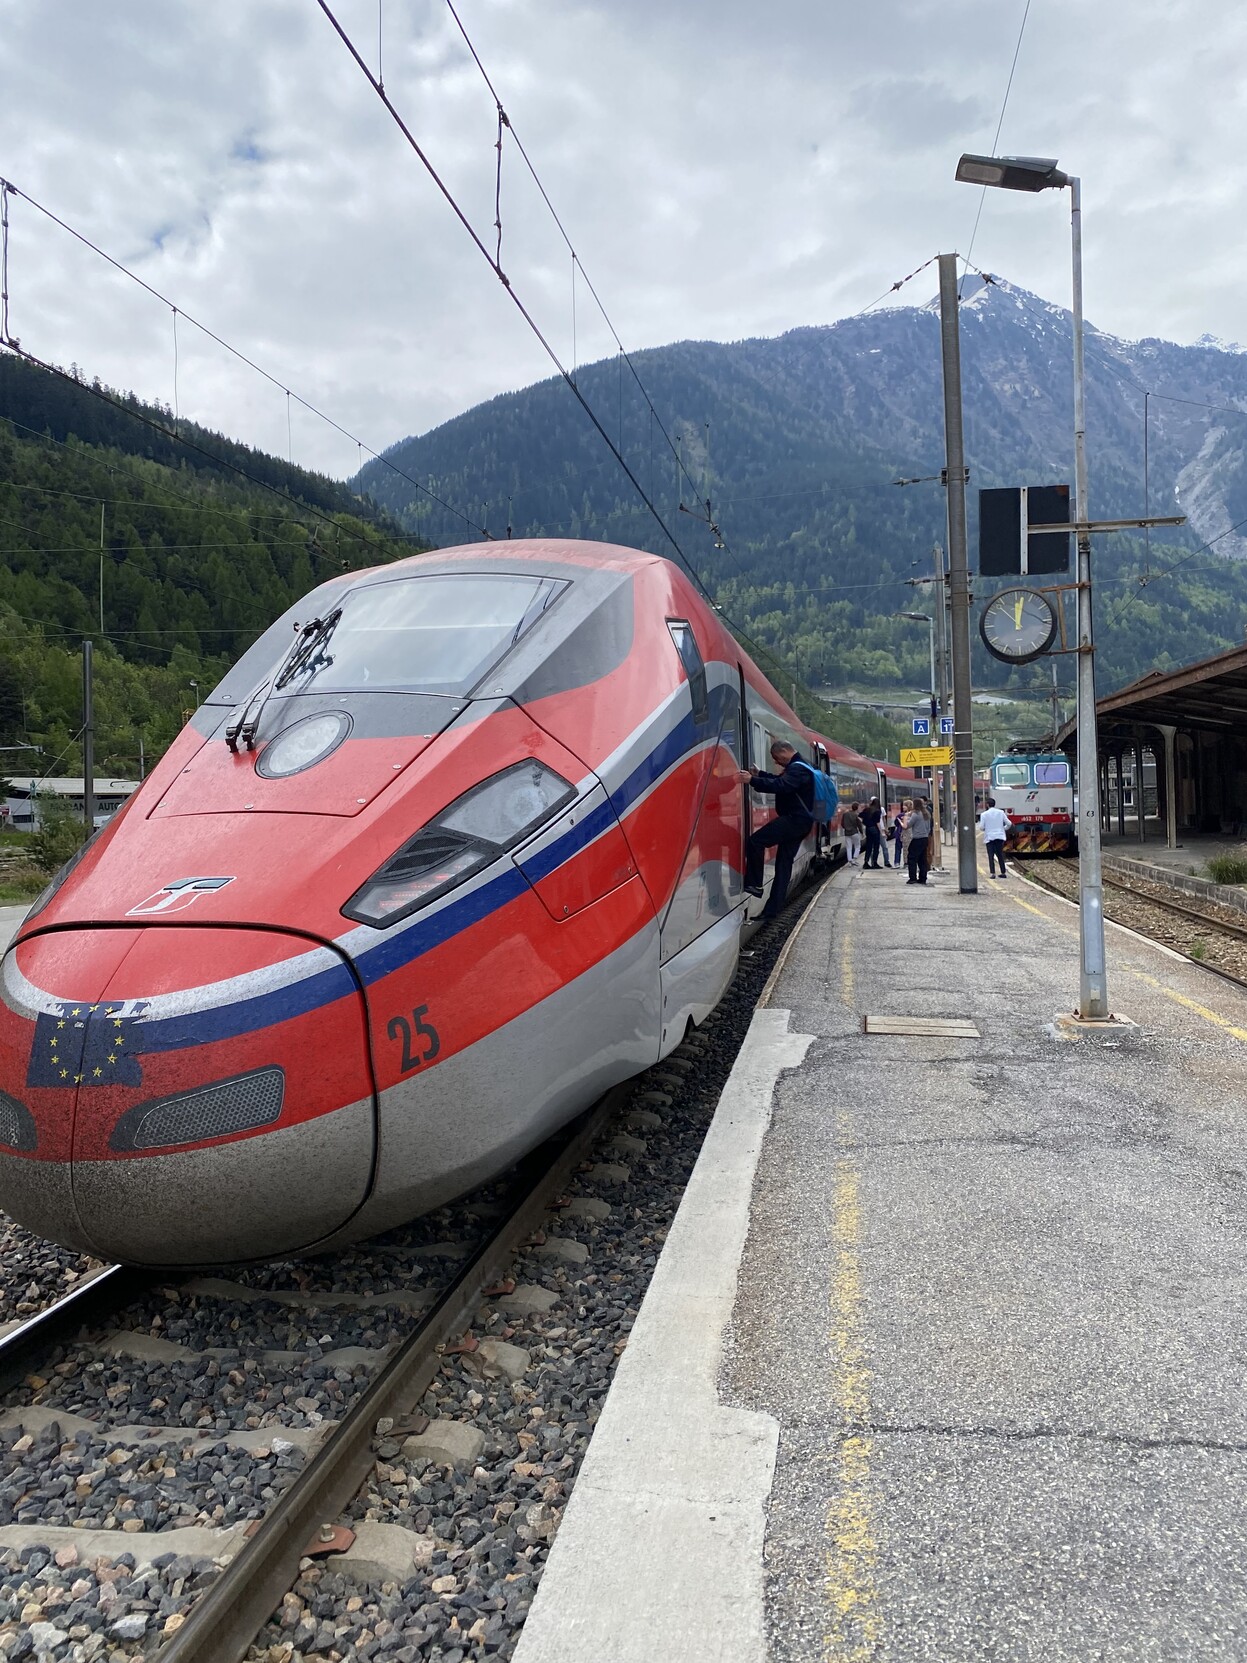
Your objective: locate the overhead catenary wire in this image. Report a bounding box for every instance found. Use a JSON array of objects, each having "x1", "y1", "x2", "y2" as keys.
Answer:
[
  {"x1": 0, "y1": 176, "x2": 488, "y2": 538},
  {"x1": 440, "y1": 0, "x2": 740, "y2": 536},
  {"x1": 964, "y1": 276, "x2": 1247, "y2": 620},
  {"x1": 0, "y1": 341, "x2": 412, "y2": 577},
  {"x1": 313, "y1": 0, "x2": 830, "y2": 712},
  {"x1": 959, "y1": 0, "x2": 1033, "y2": 300}
]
